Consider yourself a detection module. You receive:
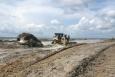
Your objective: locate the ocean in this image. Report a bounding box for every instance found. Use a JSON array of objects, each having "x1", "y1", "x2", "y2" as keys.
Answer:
[{"x1": 0, "y1": 37, "x2": 104, "y2": 45}]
